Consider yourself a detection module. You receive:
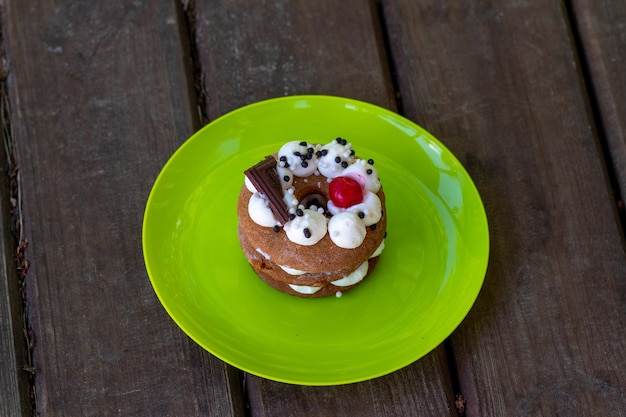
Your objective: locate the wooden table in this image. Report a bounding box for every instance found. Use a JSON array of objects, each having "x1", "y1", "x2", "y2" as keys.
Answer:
[{"x1": 1, "y1": 1, "x2": 625, "y2": 415}]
